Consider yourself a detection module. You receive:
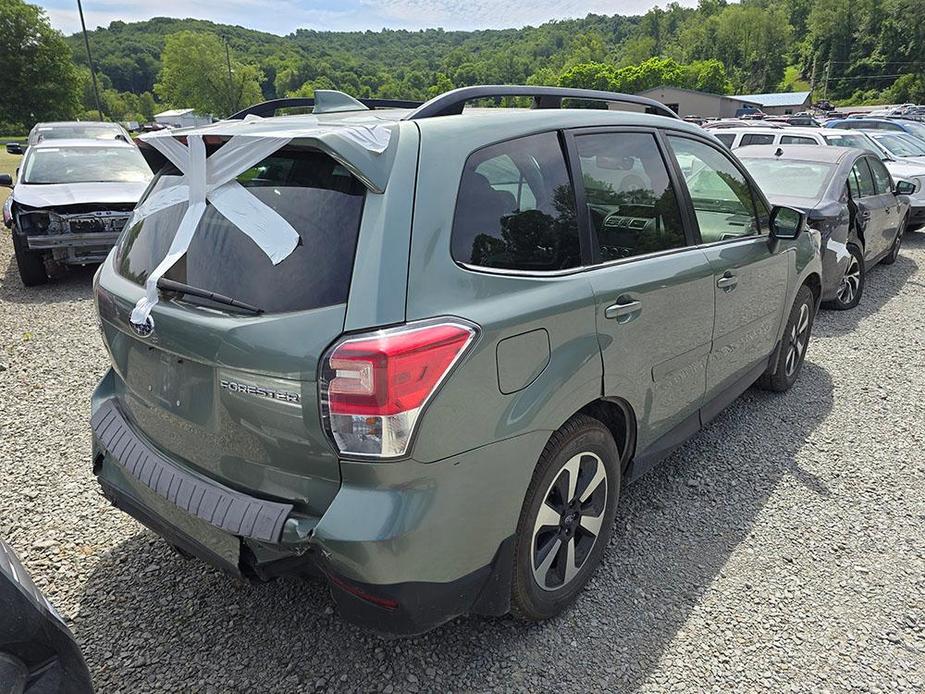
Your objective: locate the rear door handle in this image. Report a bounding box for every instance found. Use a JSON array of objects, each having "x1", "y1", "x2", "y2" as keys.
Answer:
[
  {"x1": 716, "y1": 272, "x2": 738, "y2": 290},
  {"x1": 605, "y1": 299, "x2": 642, "y2": 321}
]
